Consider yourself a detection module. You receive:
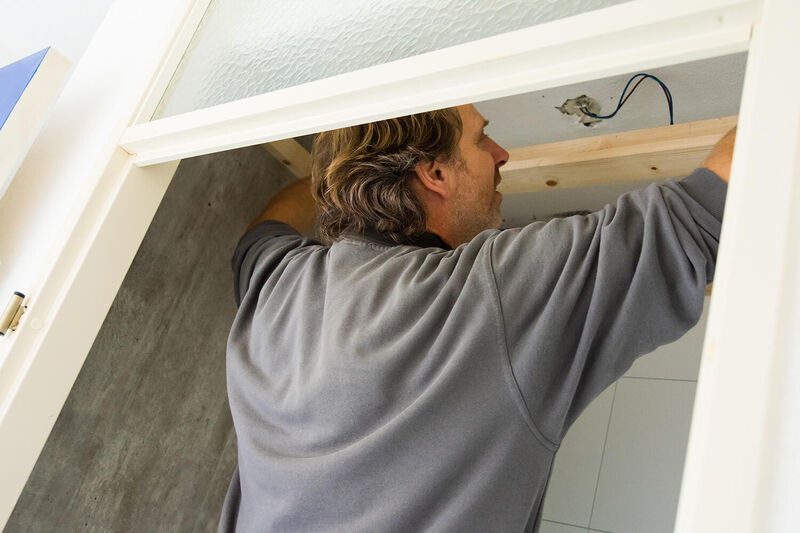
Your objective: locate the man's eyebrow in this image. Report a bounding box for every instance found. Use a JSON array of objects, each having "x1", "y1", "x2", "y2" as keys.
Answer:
[{"x1": 482, "y1": 119, "x2": 490, "y2": 128}]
